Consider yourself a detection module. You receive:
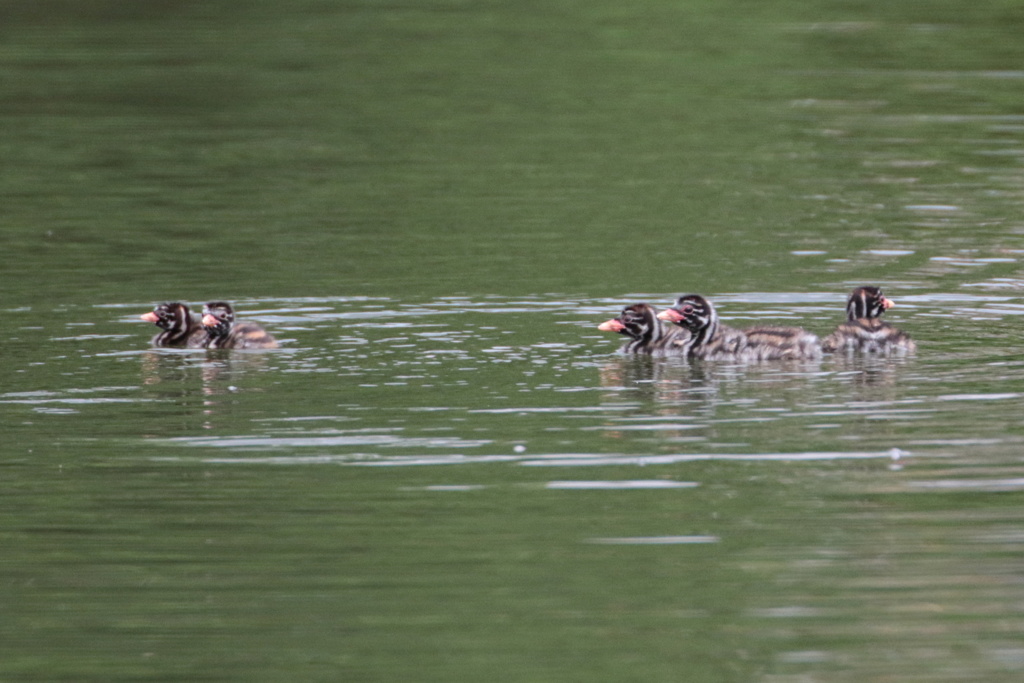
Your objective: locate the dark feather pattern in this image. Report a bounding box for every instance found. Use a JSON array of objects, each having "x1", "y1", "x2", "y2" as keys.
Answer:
[
  {"x1": 202, "y1": 301, "x2": 279, "y2": 350},
  {"x1": 658, "y1": 294, "x2": 821, "y2": 361},
  {"x1": 141, "y1": 302, "x2": 208, "y2": 348},
  {"x1": 598, "y1": 303, "x2": 692, "y2": 356},
  {"x1": 822, "y1": 286, "x2": 915, "y2": 355}
]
